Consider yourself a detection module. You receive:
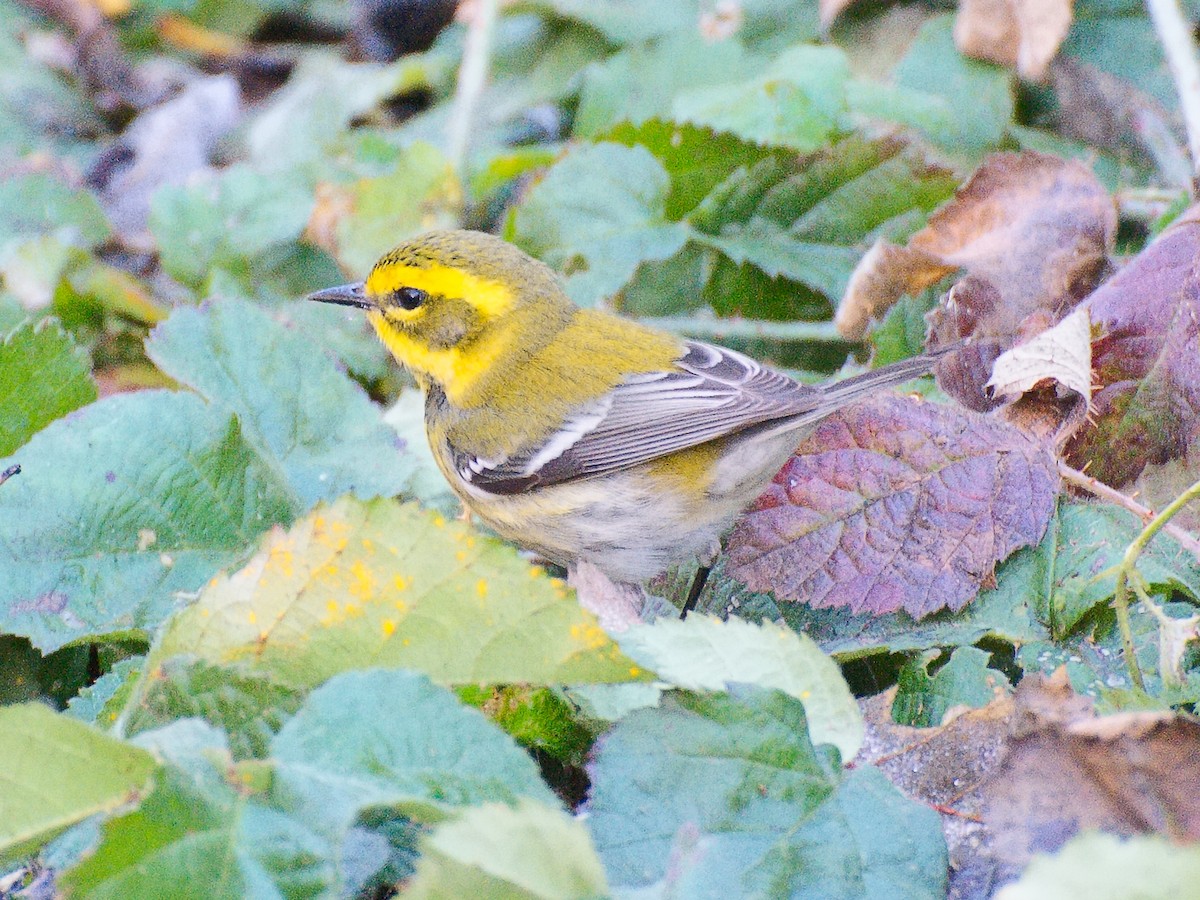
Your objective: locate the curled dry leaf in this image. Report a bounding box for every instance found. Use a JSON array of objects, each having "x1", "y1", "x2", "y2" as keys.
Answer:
[
  {"x1": 726, "y1": 394, "x2": 1058, "y2": 618},
  {"x1": 954, "y1": 0, "x2": 1073, "y2": 82},
  {"x1": 1064, "y1": 205, "x2": 1200, "y2": 486},
  {"x1": 838, "y1": 151, "x2": 1113, "y2": 408},
  {"x1": 987, "y1": 305, "x2": 1092, "y2": 402},
  {"x1": 988, "y1": 305, "x2": 1093, "y2": 442}
]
